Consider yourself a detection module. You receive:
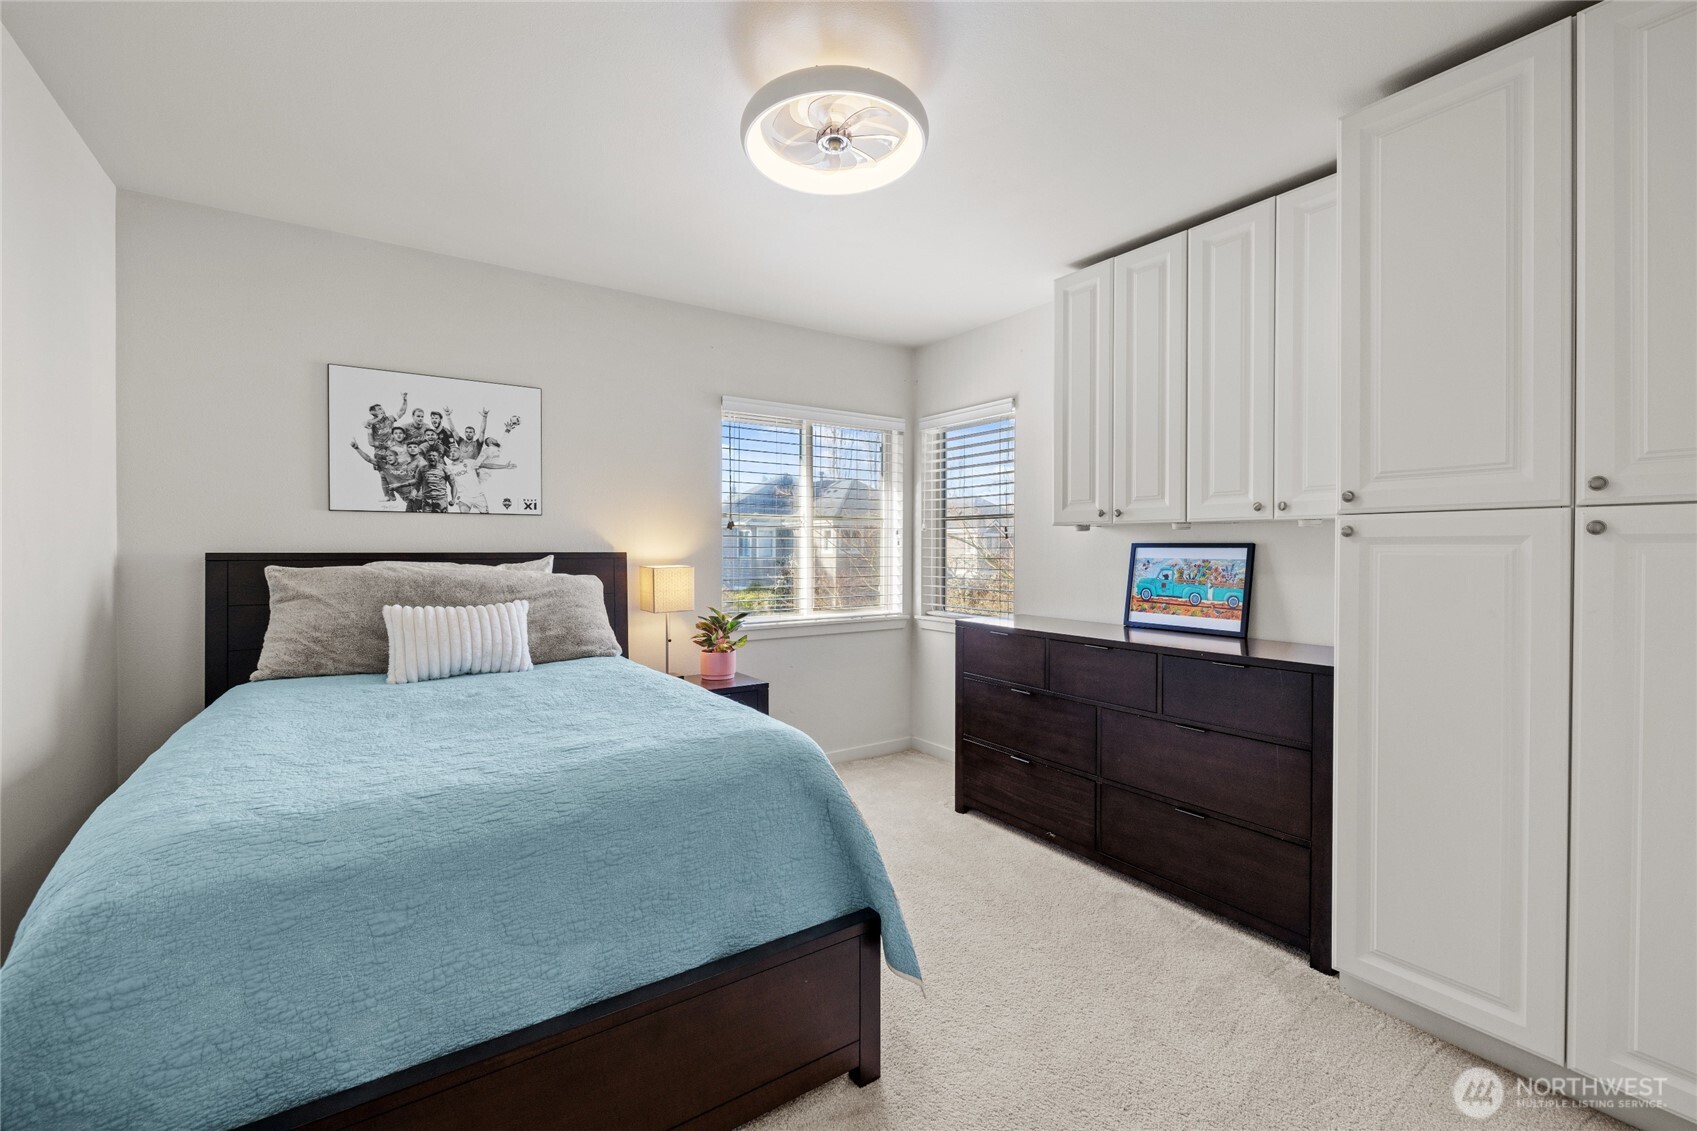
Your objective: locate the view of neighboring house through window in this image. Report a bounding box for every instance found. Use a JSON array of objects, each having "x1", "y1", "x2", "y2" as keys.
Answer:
[
  {"x1": 920, "y1": 400, "x2": 1015, "y2": 617},
  {"x1": 721, "y1": 398, "x2": 904, "y2": 621}
]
